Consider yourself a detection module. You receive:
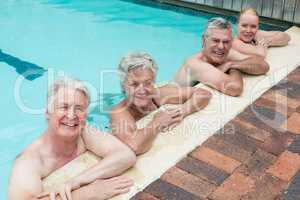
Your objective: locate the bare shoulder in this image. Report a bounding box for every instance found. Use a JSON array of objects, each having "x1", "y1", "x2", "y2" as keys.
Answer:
[{"x1": 8, "y1": 149, "x2": 43, "y2": 200}]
